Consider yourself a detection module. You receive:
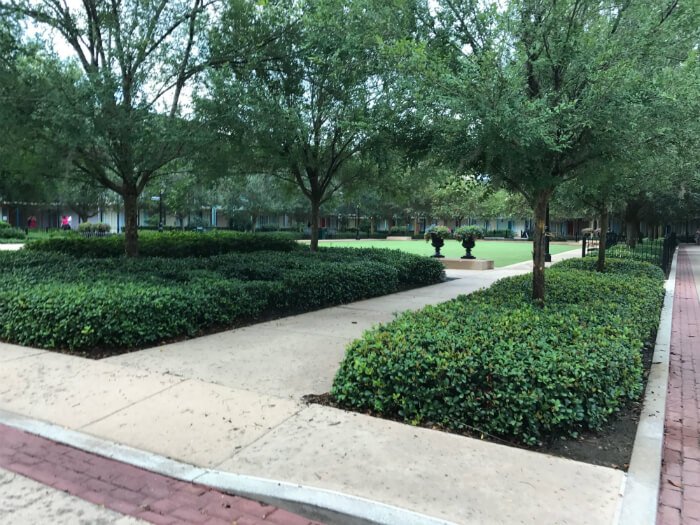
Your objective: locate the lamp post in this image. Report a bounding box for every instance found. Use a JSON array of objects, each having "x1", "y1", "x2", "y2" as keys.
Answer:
[
  {"x1": 356, "y1": 204, "x2": 360, "y2": 240},
  {"x1": 545, "y1": 205, "x2": 551, "y2": 262},
  {"x1": 159, "y1": 189, "x2": 164, "y2": 231}
]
